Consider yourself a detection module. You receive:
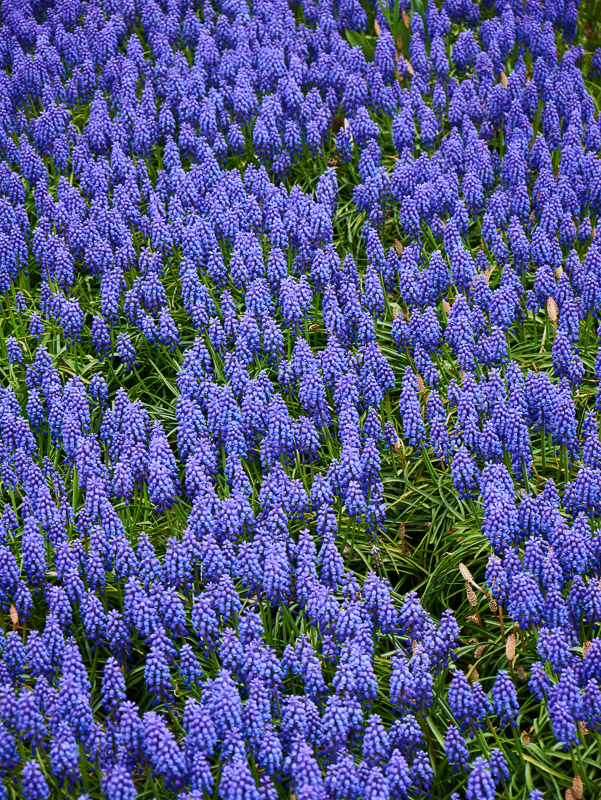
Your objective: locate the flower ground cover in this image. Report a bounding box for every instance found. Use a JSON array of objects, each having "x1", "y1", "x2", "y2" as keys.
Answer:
[{"x1": 1, "y1": 0, "x2": 601, "y2": 797}]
